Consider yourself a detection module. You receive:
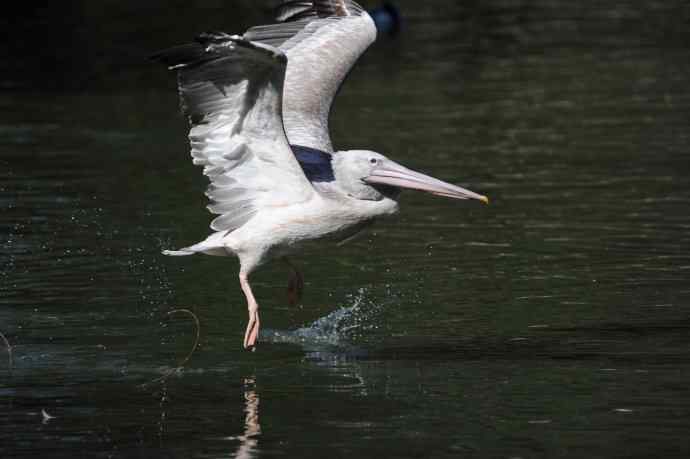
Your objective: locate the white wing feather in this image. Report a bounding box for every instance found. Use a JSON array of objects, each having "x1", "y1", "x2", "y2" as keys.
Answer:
[
  {"x1": 155, "y1": 34, "x2": 314, "y2": 233},
  {"x1": 245, "y1": 1, "x2": 377, "y2": 152}
]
